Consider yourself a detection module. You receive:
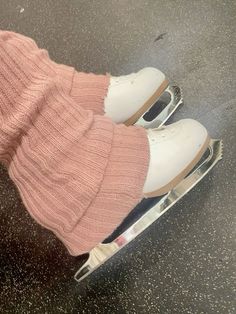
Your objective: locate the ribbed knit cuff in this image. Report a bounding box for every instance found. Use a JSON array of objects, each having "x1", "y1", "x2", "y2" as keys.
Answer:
[
  {"x1": 46, "y1": 62, "x2": 110, "y2": 116},
  {"x1": 70, "y1": 71, "x2": 110, "y2": 115},
  {"x1": 53, "y1": 123, "x2": 150, "y2": 256}
]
